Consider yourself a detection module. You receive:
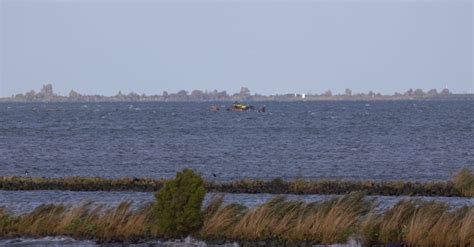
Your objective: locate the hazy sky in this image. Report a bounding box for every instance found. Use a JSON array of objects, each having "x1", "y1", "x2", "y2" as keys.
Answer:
[{"x1": 1, "y1": 0, "x2": 473, "y2": 96}]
